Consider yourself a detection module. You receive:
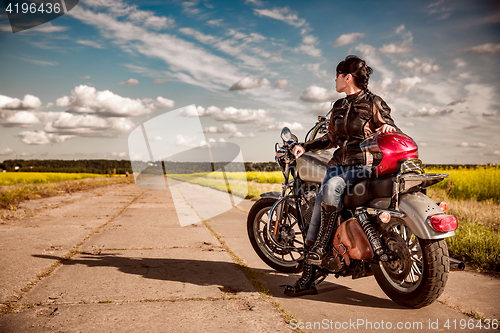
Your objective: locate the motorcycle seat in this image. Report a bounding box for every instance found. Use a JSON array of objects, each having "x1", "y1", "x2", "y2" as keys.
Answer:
[{"x1": 343, "y1": 174, "x2": 395, "y2": 208}]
